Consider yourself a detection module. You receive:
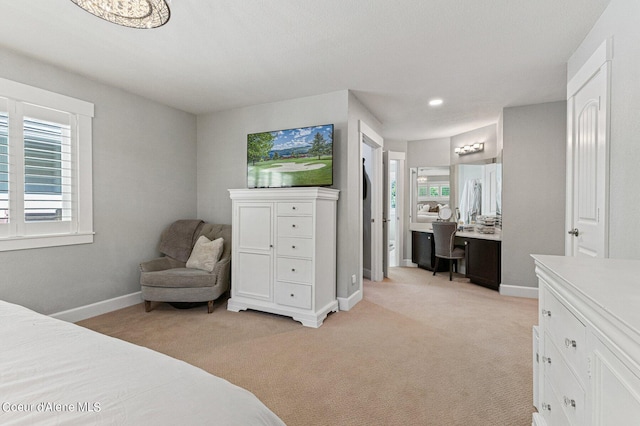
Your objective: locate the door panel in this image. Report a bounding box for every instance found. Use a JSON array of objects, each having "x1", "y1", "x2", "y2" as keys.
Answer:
[{"x1": 569, "y1": 64, "x2": 609, "y2": 258}]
